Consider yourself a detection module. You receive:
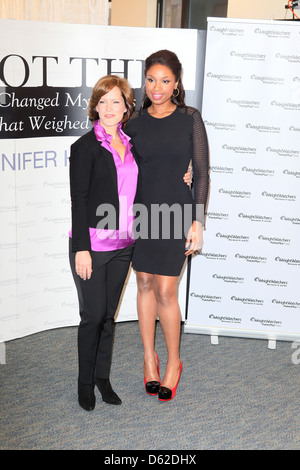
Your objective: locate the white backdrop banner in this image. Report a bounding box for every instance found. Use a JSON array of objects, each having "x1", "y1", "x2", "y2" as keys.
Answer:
[
  {"x1": 0, "y1": 19, "x2": 206, "y2": 341},
  {"x1": 186, "y1": 18, "x2": 300, "y2": 343}
]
